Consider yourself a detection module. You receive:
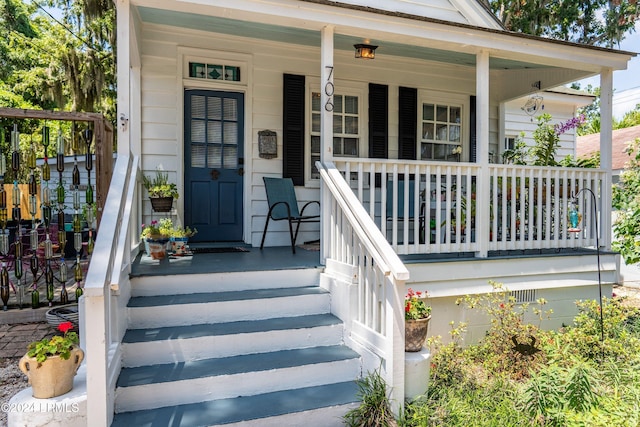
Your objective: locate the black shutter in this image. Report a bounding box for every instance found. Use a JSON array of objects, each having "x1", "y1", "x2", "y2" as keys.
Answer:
[
  {"x1": 470, "y1": 95, "x2": 477, "y2": 163},
  {"x1": 283, "y1": 74, "x2": 305, "y2": 185},
  {"x1": 369, "y1": 83, "x2": 388, "y2": 159},
  {"x1": 398, "y1": 86, "x2": 417, "y2": 160}
]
